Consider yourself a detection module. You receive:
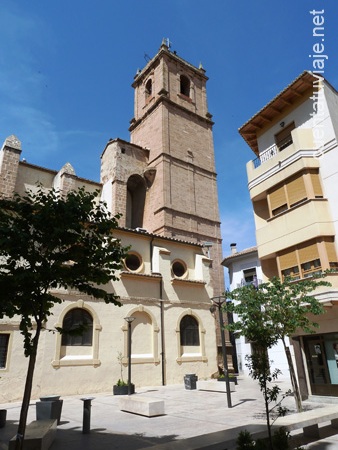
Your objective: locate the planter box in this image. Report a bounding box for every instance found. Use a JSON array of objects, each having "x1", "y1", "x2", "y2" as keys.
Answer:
[
  {"x1": 113, "y1": 384, "x2": 135, "y2": 395},
  {"x1": 198, "y1": 380, "x2": 236, "y2": 393},
  {"x1": 36, "y1": 396, "x2": 63, "y2": 424}
]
